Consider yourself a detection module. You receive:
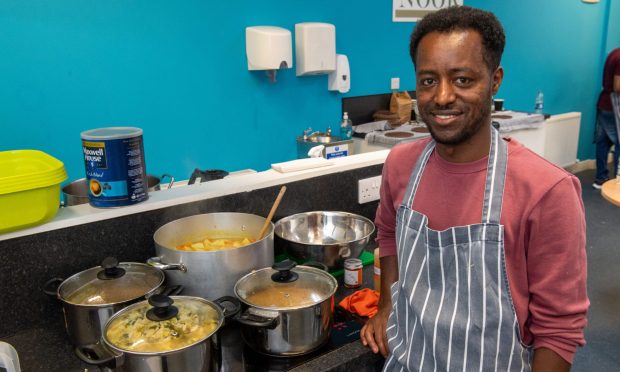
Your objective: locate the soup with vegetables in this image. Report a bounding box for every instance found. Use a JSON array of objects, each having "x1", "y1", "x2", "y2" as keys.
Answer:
[
  {"x1": 106, "y1": 302, "x2": 219, "y2": 352},
  {"x1": 176, "y1": 232, "x2": 255, "y2": 251}
]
